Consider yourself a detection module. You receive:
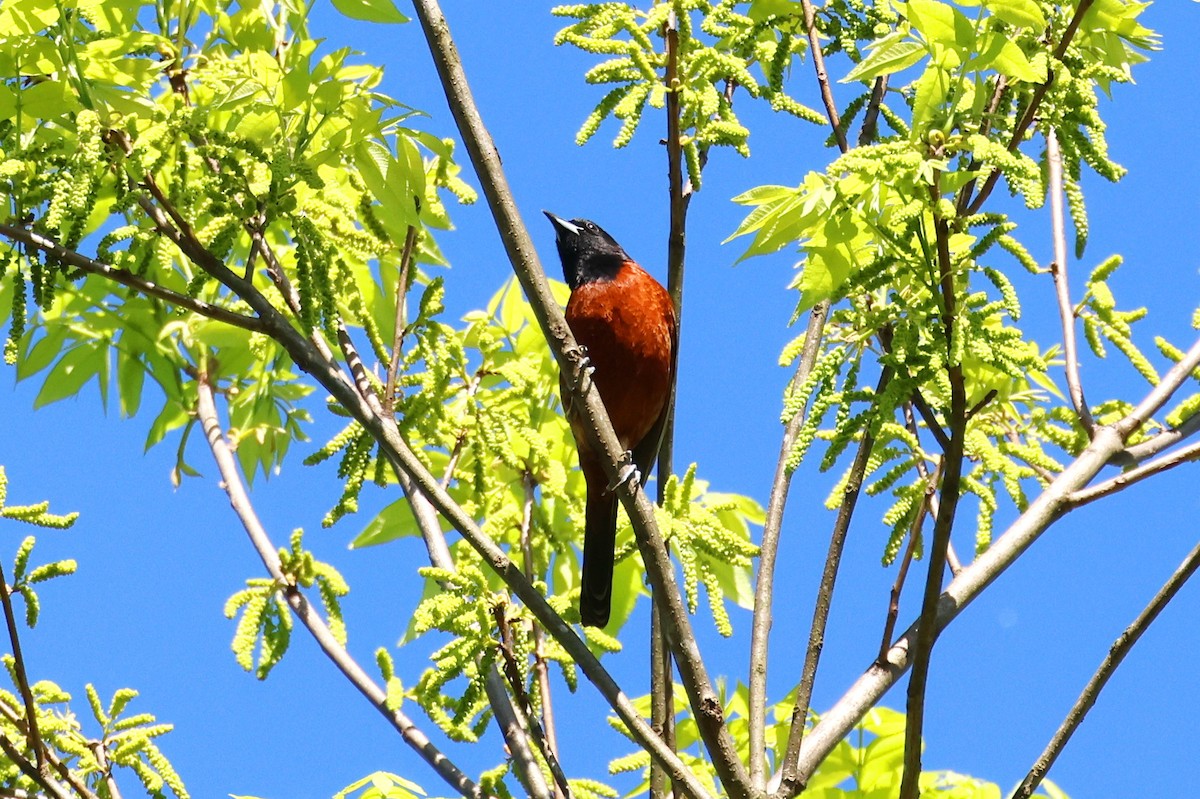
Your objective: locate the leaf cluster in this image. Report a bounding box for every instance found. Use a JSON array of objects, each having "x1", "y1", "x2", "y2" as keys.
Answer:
[
  {"x1": 553, "y1": 0, "x2": 824, "y2": 183},
  {"x1": 728, "y1": 0, "x2": 1162, "y2": 567},
  {"x1": 224, "y1": 528, "x2": 348, "y2": 680}
]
